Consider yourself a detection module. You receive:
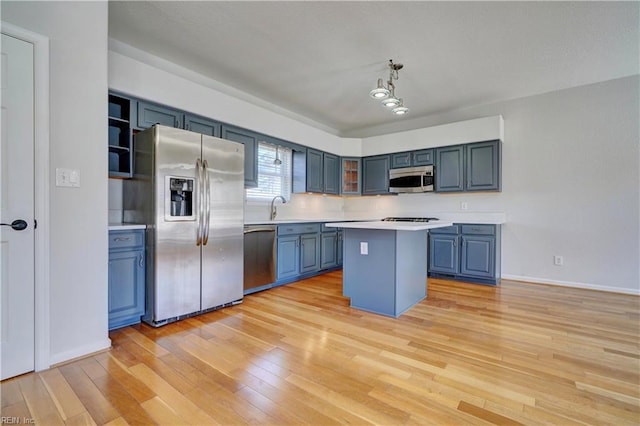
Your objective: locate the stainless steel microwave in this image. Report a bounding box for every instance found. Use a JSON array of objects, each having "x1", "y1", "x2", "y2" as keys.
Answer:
[{"x1": 389, "y1": 165, "x2": 434, "y2": 193}]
